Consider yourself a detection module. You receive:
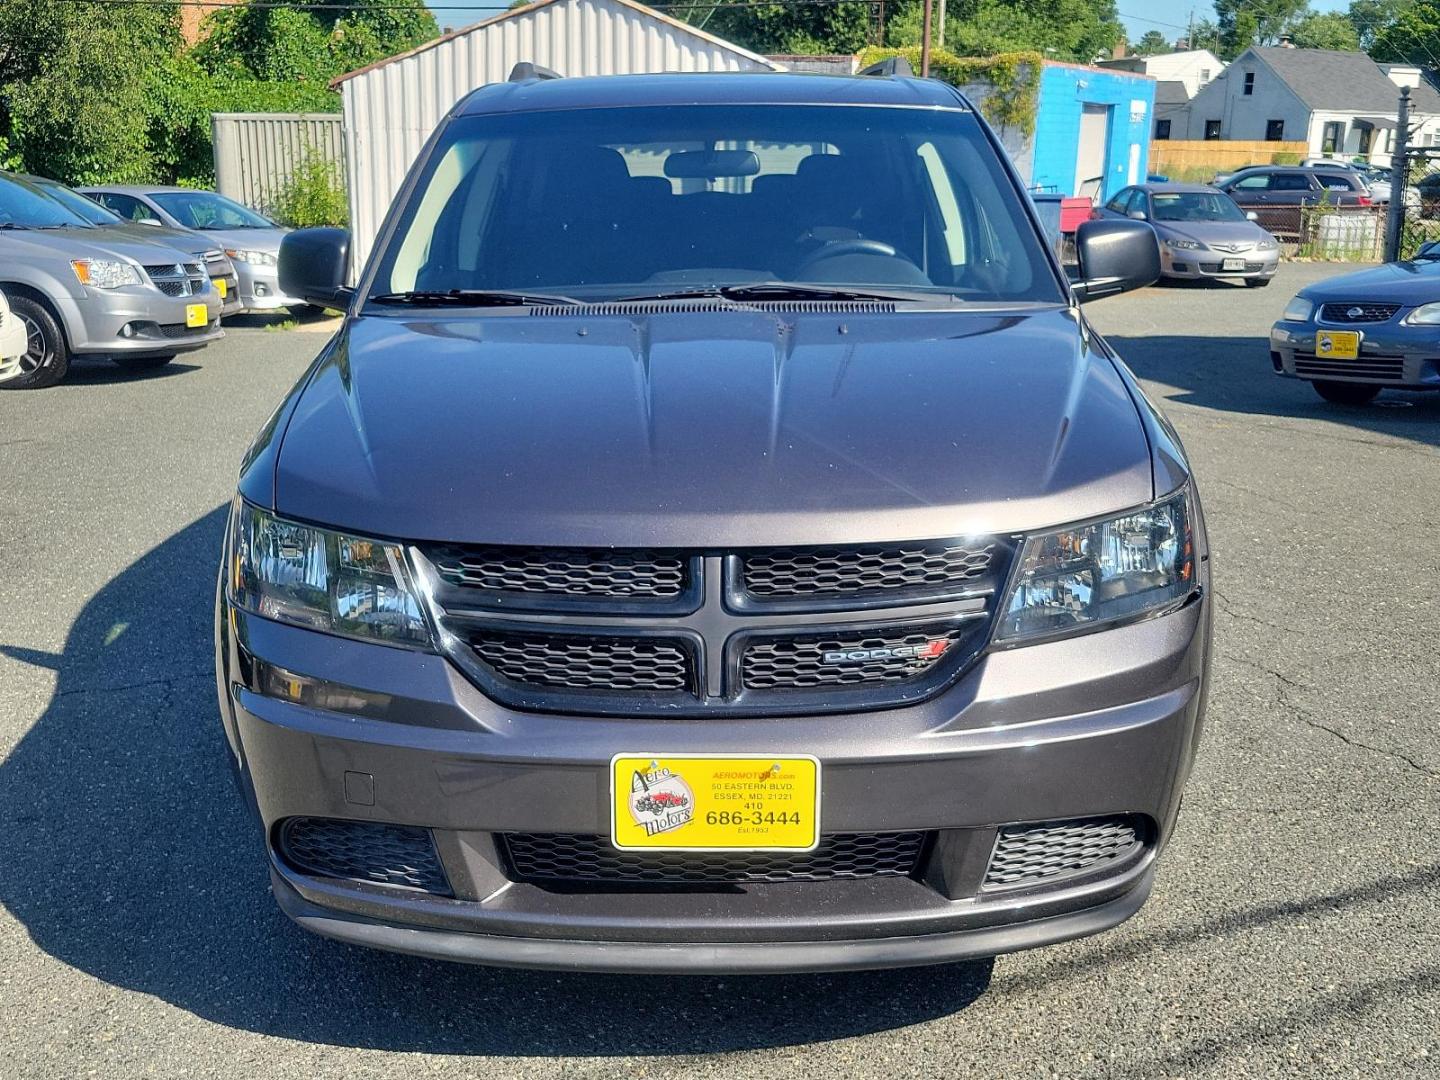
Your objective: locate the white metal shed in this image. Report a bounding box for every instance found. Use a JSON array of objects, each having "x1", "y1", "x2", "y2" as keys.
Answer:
[{"x1": 333, "y1": 0, "x2": 782, "y2": 271}]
